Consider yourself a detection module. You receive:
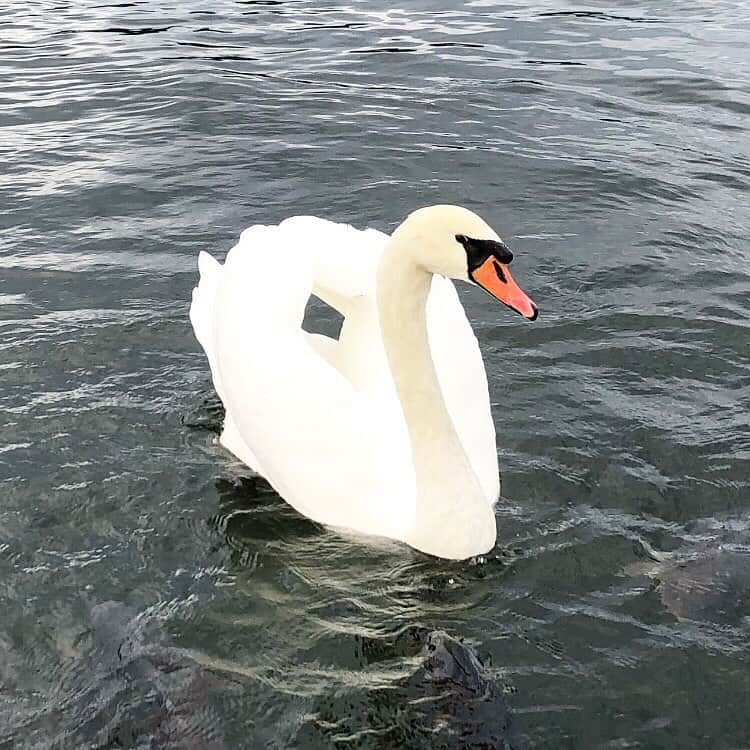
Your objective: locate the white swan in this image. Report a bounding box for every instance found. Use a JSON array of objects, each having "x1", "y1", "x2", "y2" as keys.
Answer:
[{"x1": 190, "y1": 205, "x2": 537, "y2": 560}]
